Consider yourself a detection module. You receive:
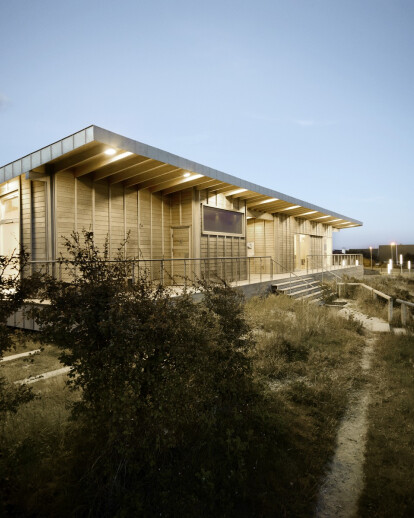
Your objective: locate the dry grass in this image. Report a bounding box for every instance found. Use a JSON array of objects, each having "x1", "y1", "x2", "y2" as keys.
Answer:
[
  {"x1": 245, "y1": 294, "x2": 367, "y2": 515},
  {"x1": 338, "y1": 275, "x2": 414, "y2": 326},
  {"x1": 1, "y1": 297, "x2": 369, "y2": 517},
  {"x1": 1, "y1": 344, "x2": 63, "y2": 383},
  {"x1": 246, "y1": 294, "x2": 364, "y2": 383},
  {"x1": 358, "y1": 333, "x2": 414, "y2": 517}
]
